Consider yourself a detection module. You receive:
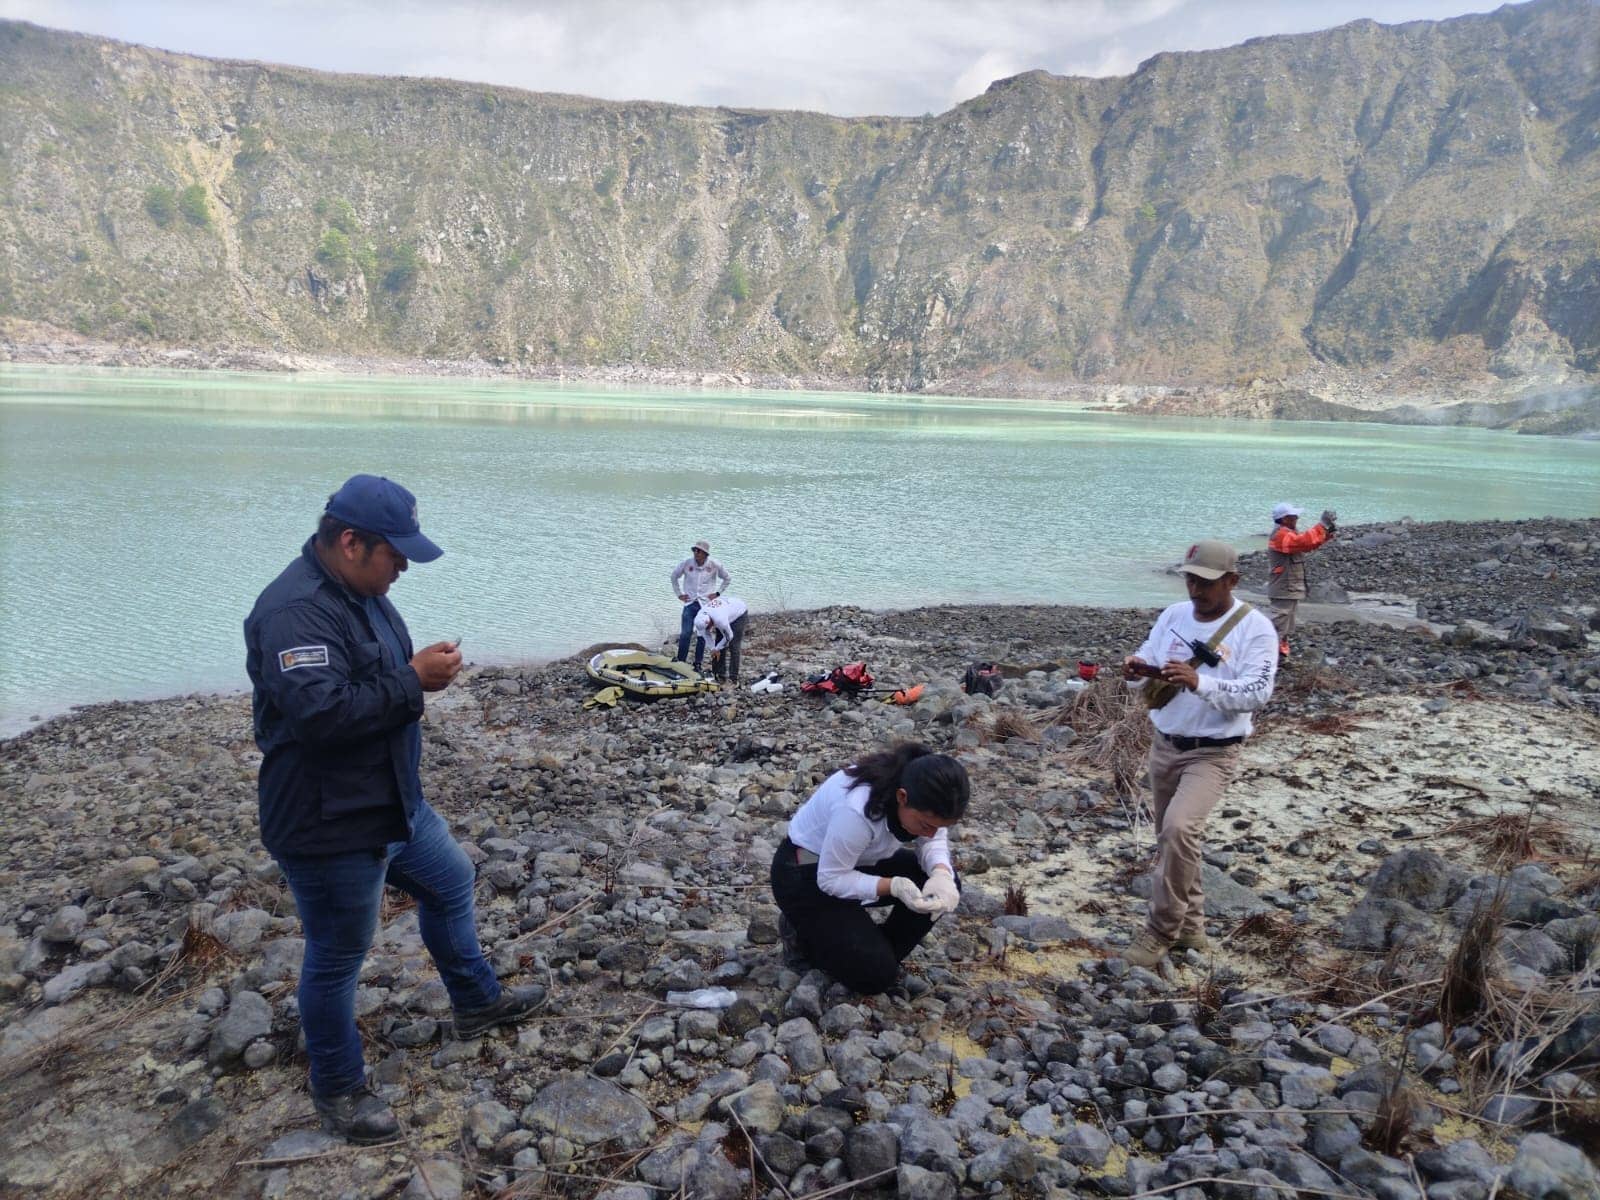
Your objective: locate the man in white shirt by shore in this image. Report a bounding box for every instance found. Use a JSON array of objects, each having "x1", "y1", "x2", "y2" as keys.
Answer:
[
  {"x1": 670, "y1": 540, "x2": 730, "y2": 672},
  {"x1": 1120, "y1": 538, "x2": 1278, "y2": 969},
  {"x1": 693, "y1": 593, "x2": 749, "y2": 684}
]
